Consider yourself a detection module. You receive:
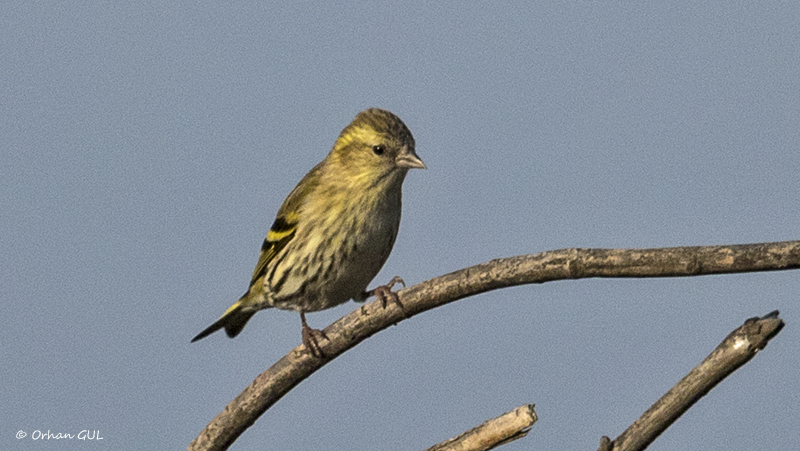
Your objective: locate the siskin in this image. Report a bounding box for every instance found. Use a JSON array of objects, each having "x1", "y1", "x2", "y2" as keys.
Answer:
[{"x1": 191, "y1": 108, "x2": 425, "y2": 356}]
